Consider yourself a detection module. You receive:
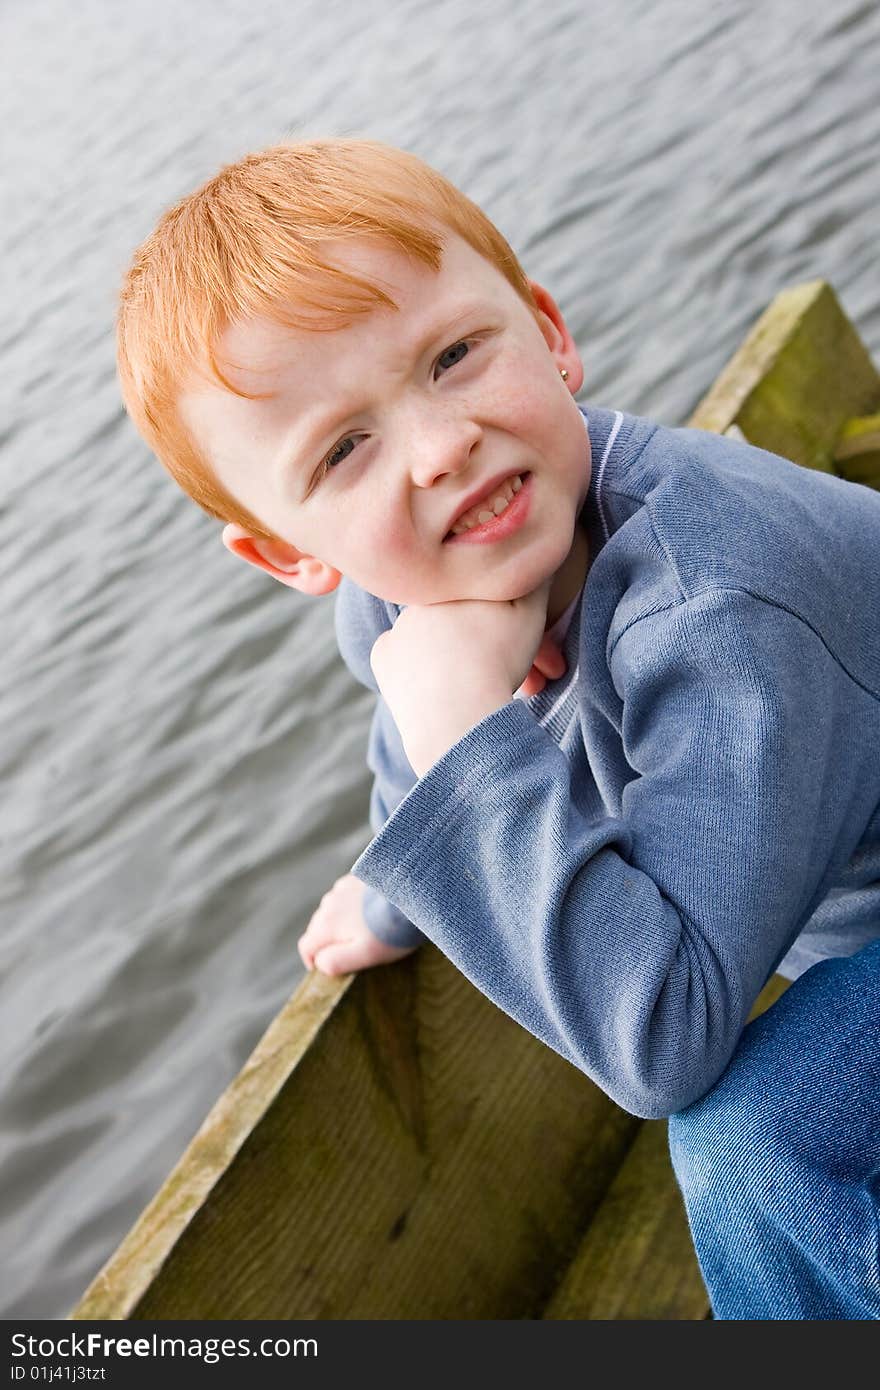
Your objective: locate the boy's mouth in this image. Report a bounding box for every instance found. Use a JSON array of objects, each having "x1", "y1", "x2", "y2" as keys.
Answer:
[{"x1": 443, "y1": 472, "x2": 532, "y2": 544}]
